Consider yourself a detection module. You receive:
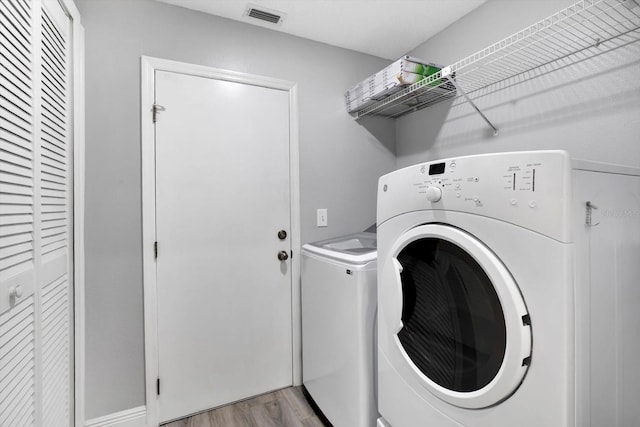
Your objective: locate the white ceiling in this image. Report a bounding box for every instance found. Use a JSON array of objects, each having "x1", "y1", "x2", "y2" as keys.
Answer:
[{"x1": 155, "y1": 0, "x2": 486, "y2": 60}]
